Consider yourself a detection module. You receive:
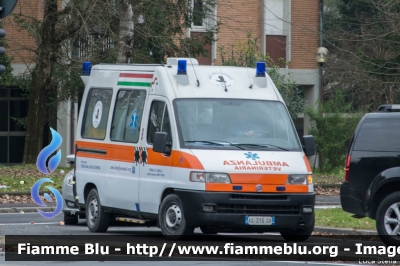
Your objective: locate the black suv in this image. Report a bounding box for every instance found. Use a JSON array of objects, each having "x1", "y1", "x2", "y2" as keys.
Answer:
[{"x1": 340, "y1": 106, "x2": 400, "y2": 246}]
